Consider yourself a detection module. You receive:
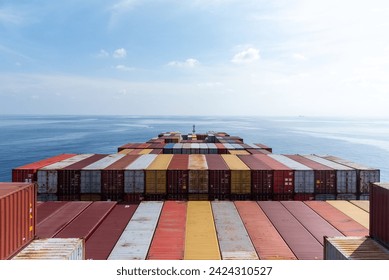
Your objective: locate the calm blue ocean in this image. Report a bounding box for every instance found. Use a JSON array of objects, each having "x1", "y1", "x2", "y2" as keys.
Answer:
[{"x1": 1, "y1": 115, "x2": 388, "y2": 182}]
